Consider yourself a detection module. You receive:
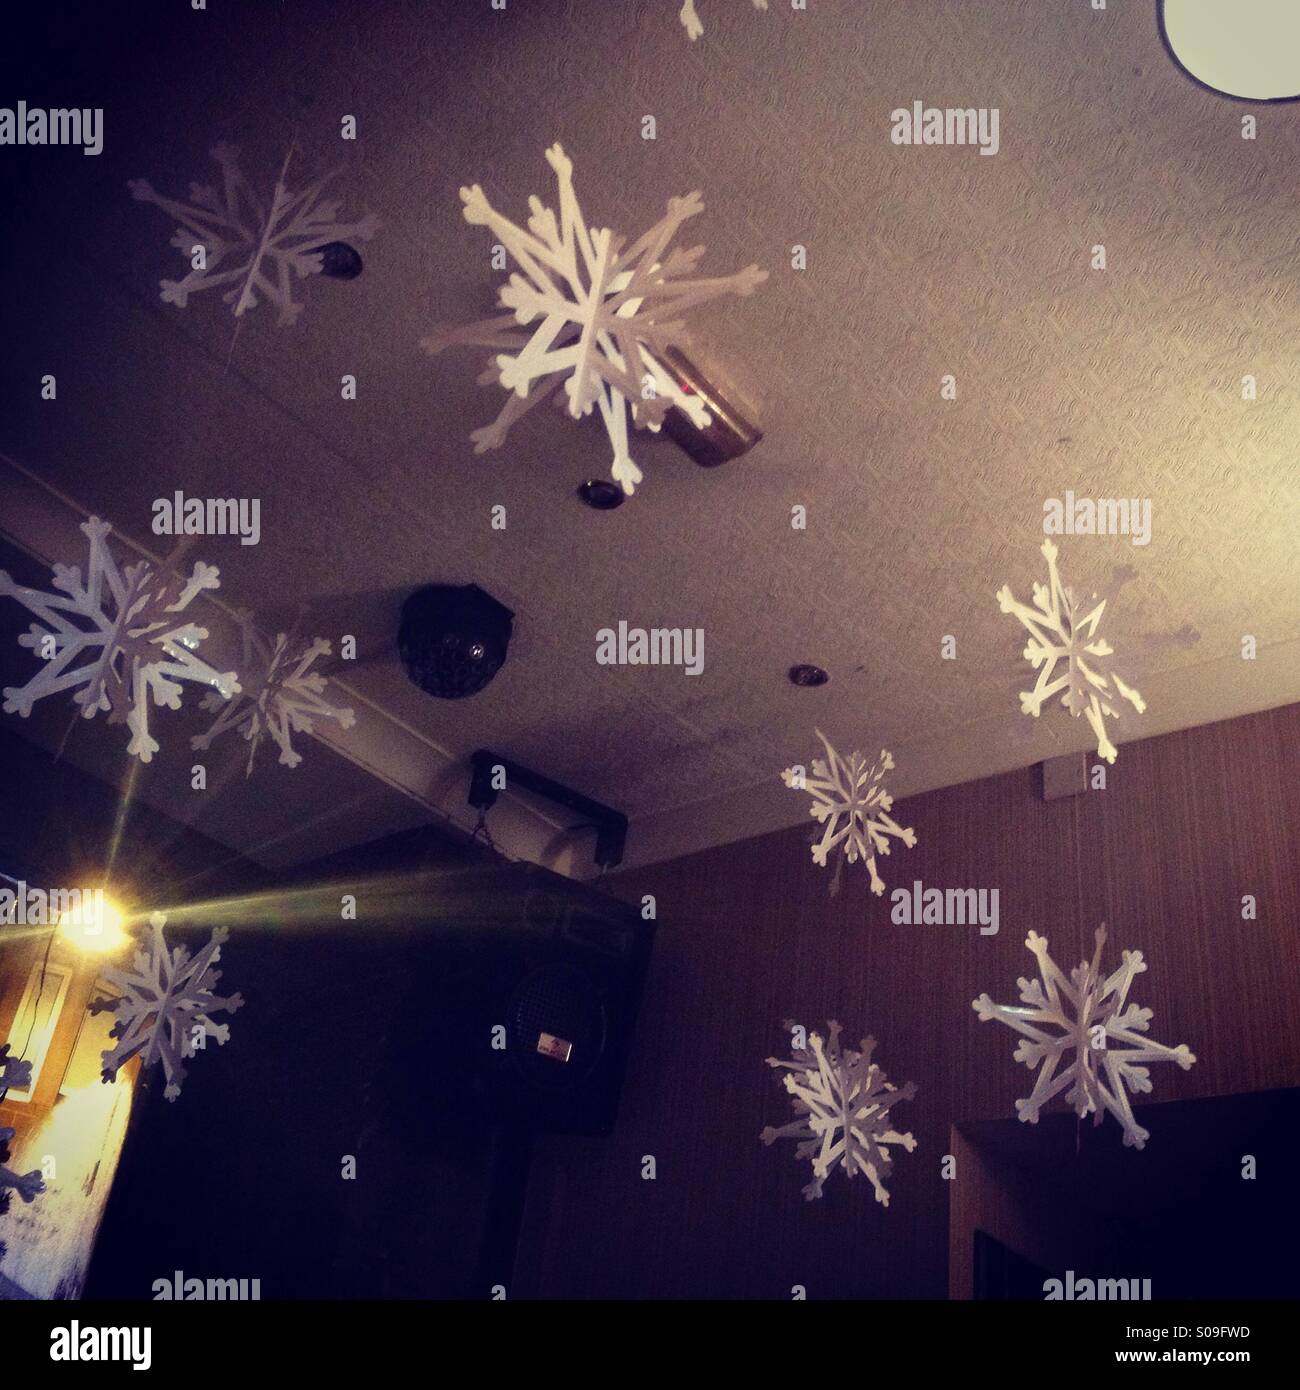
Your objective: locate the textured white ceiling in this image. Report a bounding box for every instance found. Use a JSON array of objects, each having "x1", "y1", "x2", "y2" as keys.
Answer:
[{"x1": 1, "y1": 0, "x2": 1297, "y2": 873}]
